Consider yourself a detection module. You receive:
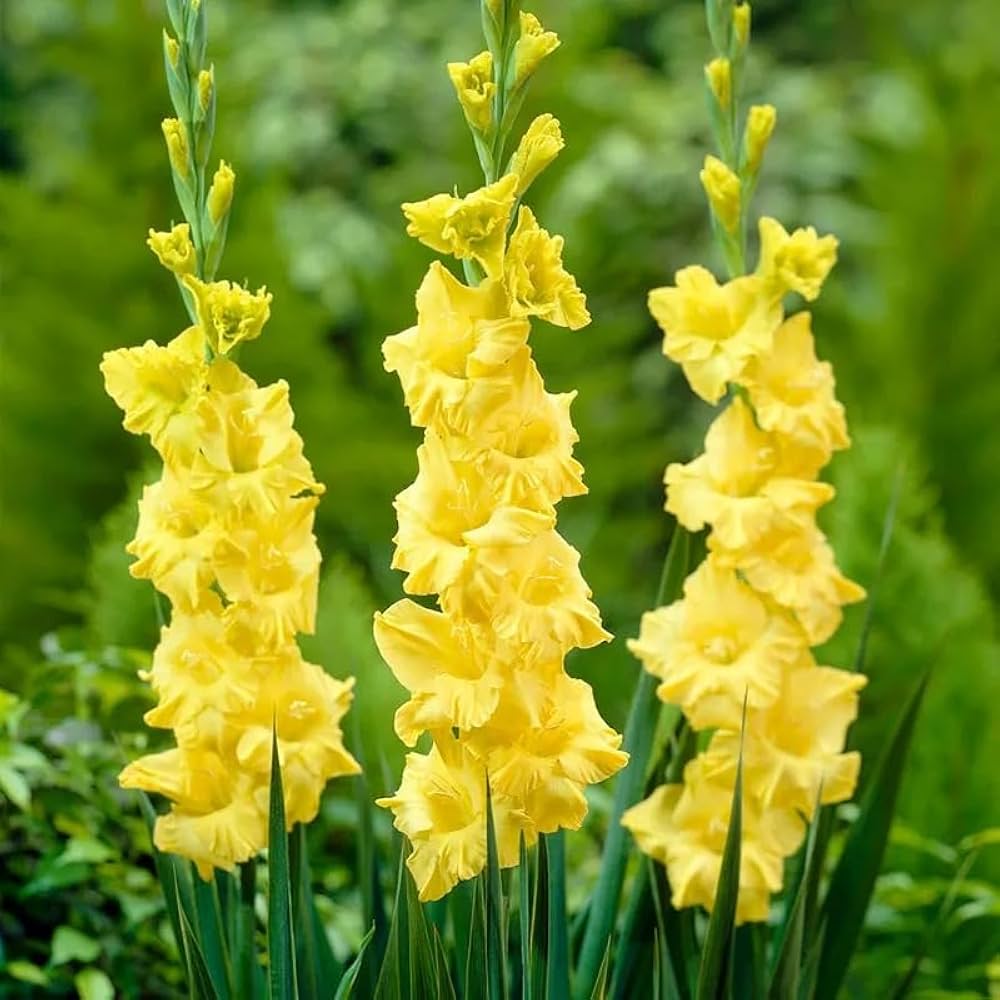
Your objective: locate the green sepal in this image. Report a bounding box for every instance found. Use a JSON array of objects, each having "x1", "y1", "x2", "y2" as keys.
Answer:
[
  {"x1": 186, "y1": 0, "x2": 208, "y2": 72},
  {"x1": 163, "y1": 38, "x2": 190, "y2": 120},
  {"x1": 705, "y1": 0, "x2": 734, "y2": 54}
]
